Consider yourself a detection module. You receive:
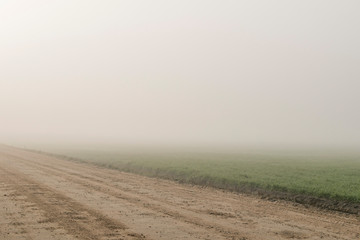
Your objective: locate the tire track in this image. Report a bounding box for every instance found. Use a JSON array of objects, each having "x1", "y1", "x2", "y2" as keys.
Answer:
[
  {"x1": 3, "y1": 151, "x2": 250, "y2": 240},
  {"x1": 0, "y1": 183, "x2": 34, "y2": 240},
  {"x1": 0, "y1": 165, "x2": 145, "y2": 240}
]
